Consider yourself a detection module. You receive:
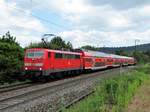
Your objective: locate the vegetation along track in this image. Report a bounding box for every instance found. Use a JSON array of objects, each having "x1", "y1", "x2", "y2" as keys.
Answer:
[{"x1": 0, "y1": 66, "x2": 134, "y2": 112}]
